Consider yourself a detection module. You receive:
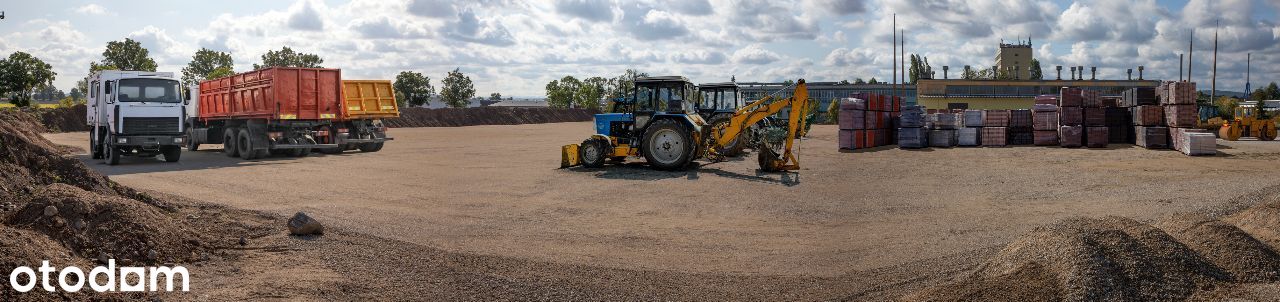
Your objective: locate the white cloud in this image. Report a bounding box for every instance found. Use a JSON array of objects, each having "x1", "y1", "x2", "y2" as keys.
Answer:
[
  {"x1": 443, "y1": 9, "x2": 515, "y2": 46},
  {"x1": 287, "y1": 0, "x2": 326, "y2": 31},
  {"x1": 731, "y1": 44, "x2": 782, "y2": 65},
  {"x1": 555, "y1": 0, "x2": 615, "y2": 22},
  {"x1": 74, "y1": 4, "x2": 110, "y2": 15}
]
